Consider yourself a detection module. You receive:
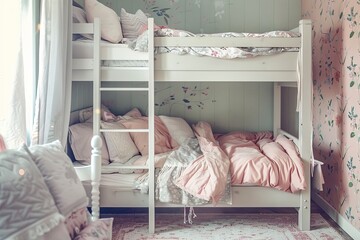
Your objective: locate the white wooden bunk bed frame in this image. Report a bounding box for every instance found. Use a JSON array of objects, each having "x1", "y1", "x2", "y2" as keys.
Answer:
[{"x1": 71, "y1": 18, "x2": 312, "y2": 234}]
